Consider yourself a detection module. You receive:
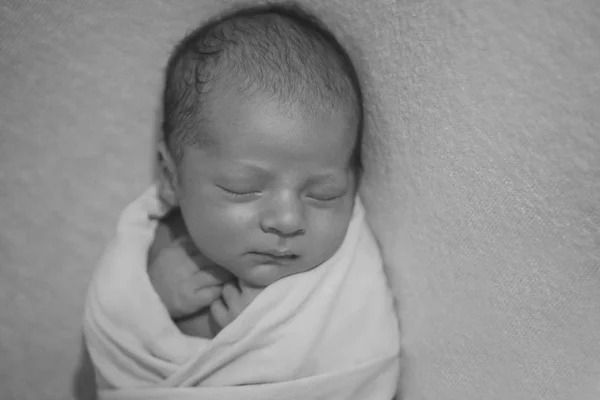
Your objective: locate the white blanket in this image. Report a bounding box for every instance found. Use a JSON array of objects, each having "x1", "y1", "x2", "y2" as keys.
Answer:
[{"x1": 83, "y1": 185, "x2": 400, "y2": 399}]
